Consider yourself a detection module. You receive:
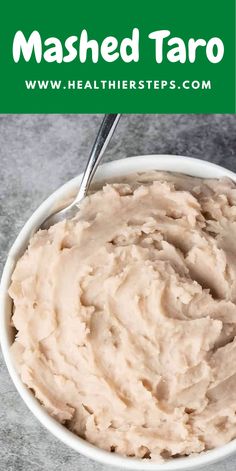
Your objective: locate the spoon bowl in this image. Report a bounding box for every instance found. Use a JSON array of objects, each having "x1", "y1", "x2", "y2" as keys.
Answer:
[{"x1": 40, "y1": 114, "x2": 121, "y2": 230}]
